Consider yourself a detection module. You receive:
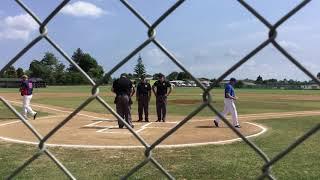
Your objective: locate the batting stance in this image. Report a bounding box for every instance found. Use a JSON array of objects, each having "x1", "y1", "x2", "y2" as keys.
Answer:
[
  {"x1": 20, "y1": 75, "x2": 37, "y2": 120},
  {"x1": 213, "y1": 78, "x2": 240, "y2": 128},
  {"x1": 152, "y1": 74, "x2": 172, "y2": 122},
  {"x1": 112, "y1": 74, "x2": 135, "y2": 128},
  {"x1": 136, "y1": 76, "x2": 151, "y2": 122}
]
